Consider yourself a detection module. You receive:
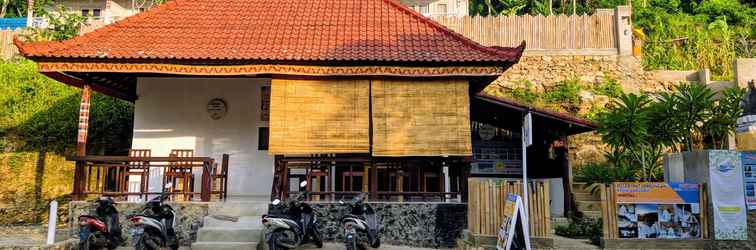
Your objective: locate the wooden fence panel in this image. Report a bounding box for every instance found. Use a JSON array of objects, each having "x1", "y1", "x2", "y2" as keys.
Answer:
[
  {"x1": 467, "y1": 178, "x2": 552, "y2": 237},
  {"x1": 0, "y1": 30, "x2": 21, "y2": 59},
  {"x1": 431, "y1": 12, "x2": 617, "y2": 51}
]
